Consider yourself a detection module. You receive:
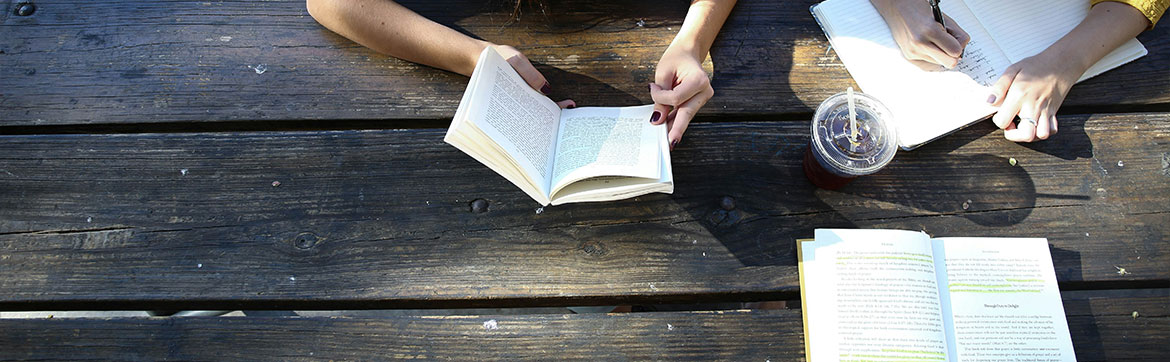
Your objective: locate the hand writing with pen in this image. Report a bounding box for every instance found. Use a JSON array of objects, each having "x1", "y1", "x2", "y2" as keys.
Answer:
[{"x1": 870, "y1": 0, "x2": 1153, "y2": 143}]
